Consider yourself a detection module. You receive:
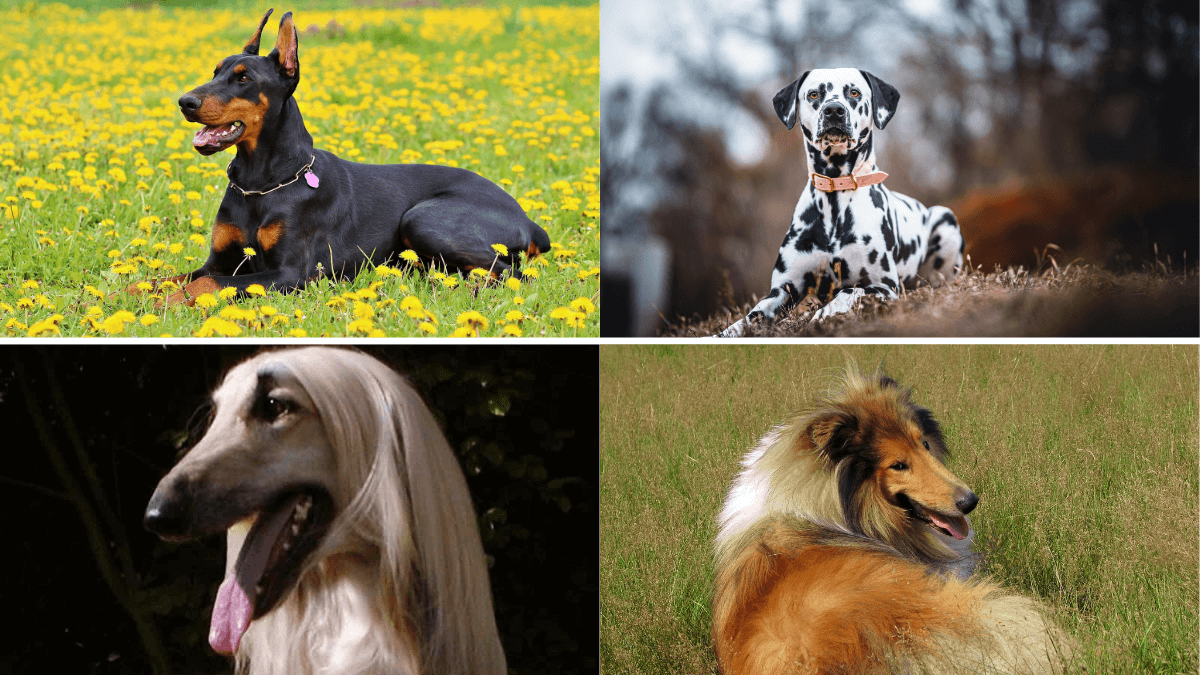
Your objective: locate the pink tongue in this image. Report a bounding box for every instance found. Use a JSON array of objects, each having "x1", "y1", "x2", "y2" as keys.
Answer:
[
  {"x1": 929, "y1": 512, "x2": 967, "y2": 540},
  {"x1": 194, "y1": 124, "x2": 233, "y2": 148},
  {"x1": 208, "y1": 494, "x2": 306, "y2": 656},
  {"x1": 210, "y1": 576, "x2": 253, "y2": 654}
]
